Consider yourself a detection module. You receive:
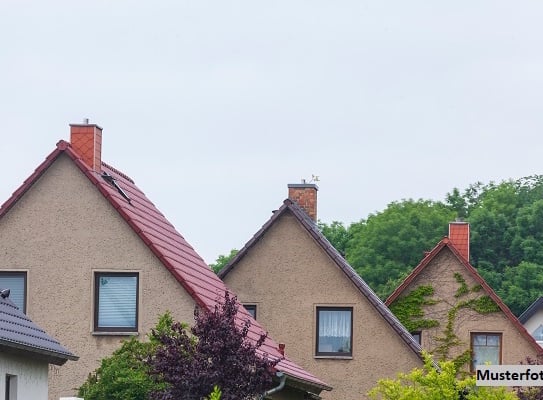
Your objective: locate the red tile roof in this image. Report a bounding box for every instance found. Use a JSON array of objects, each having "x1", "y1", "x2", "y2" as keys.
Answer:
[
  {"x1": 385, "y1": 237, "x2": 543, "y2": 355},
  {"x1": 219, "y1": 199, "x2": 425, "y2": 362},
  {"x1": 0, "y1": 140, "x2": 331, "y2": 393}
]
